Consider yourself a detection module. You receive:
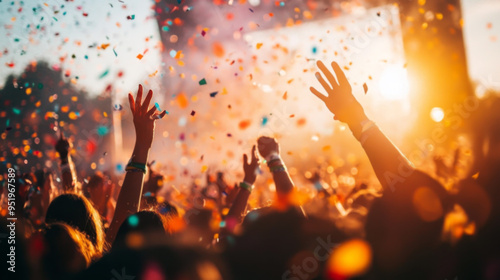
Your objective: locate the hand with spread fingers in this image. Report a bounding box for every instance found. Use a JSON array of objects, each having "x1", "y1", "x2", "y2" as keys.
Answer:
[
  {"x1": 128, "y1": 84, "x2": 167, "y2": 149},
  {"x1": 310, "y1": 60, "x2": 367, "y2": 130},
  {"x1": 55, "y1": 131, "x2": 71, "y2": 159},
  {"x1": 243, "y1": 145, "x2": 260, "y2": 185}
]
